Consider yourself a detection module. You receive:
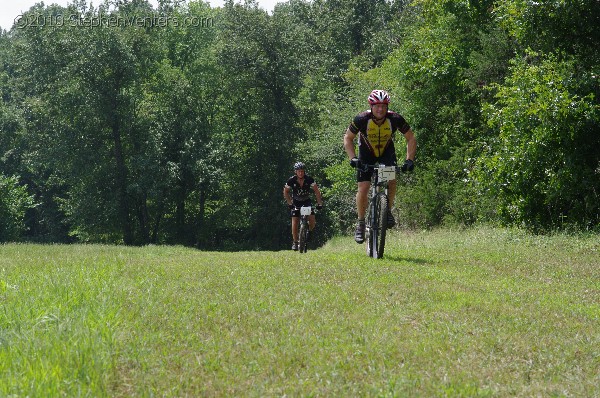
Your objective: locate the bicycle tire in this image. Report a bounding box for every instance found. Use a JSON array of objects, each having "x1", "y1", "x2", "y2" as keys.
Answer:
[
  {"x1": 366, "y1": 200, "x2": 374, "y2": 258},
  {"x1": 372, "y1": 193, "x2": 388, "y2": 259},
  {"x1": 299, "y1": 218, "x2": 309, "y2": 253},
  {"x1": 366, "y1": 194, "x2": 381, "y2": 258}
]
